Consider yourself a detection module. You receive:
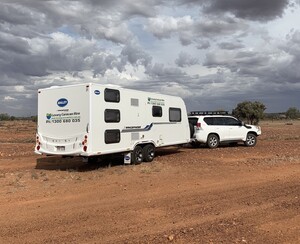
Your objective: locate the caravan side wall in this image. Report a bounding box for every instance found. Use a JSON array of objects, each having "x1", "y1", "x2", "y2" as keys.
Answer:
[{"x1": 87, "y1": 84, "x2": 190, "y2": 156}]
